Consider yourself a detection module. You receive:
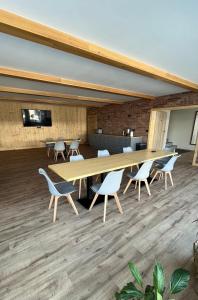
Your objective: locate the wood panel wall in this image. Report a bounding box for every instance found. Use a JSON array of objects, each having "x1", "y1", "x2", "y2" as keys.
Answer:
[{"x1": 0, "y1": 101, "x2": 87, "y2": 150}]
